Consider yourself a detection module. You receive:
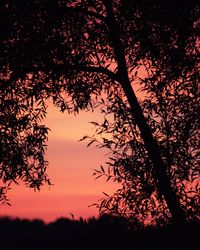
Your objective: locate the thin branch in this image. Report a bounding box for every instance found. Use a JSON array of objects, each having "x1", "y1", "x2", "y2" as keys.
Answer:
[
  {"x1": 41, "y1": 63, "x2": 118, "y2": 82},
  {"x1": 81, "y1": 65, "x2": 118, "y2": 82}
]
